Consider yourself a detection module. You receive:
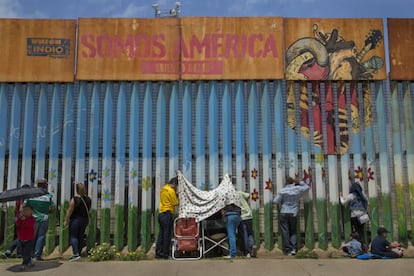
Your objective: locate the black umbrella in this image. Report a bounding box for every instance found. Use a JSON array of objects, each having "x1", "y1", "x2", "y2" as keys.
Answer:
[{"x1": 0, "y1": 186, "x2": 48, "y2": 203}]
